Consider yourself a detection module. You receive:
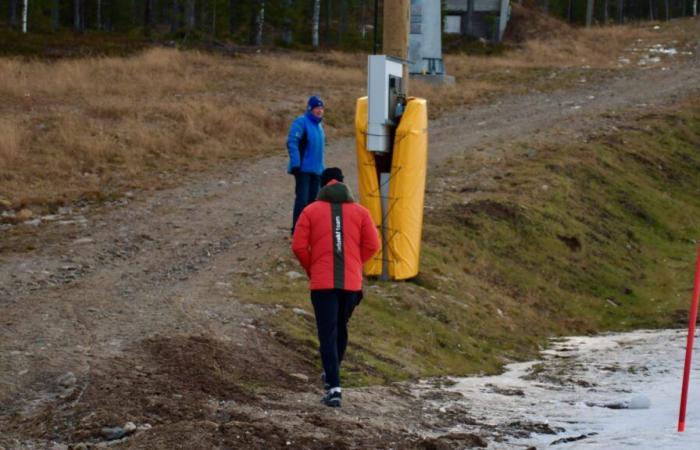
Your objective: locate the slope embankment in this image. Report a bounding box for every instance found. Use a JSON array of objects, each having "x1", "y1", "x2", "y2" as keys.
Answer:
[{"x1": 247, "y1": 95, "x2": 700, "y2": 387}]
